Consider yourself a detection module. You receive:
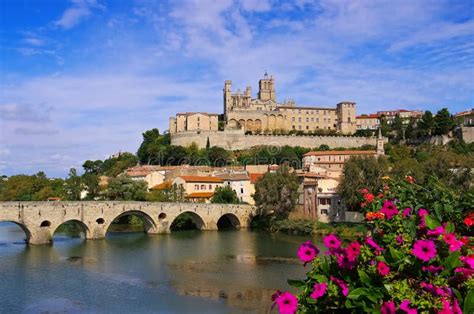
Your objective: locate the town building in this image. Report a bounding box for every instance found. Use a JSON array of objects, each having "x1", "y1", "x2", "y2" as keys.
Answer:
[
  {"x1": 303, "y1": 150, "x2": 381, "y2": 174},
  {"x1": 376, "y1": 109, "x2": 423, "y2": 124},
  {"x1": 356, "y1": 114, "x2": 380, "y2": 130},
  {"x1": 455, "y1": 109, "x2": 474, "y2": 127},
  {"x1": 172, "y1": 175, "x2": 224, "y2": 203},
  {"x1": 126, "y1": 166, "x2": 165, "y2": 190},
  {"x1": 215, "y1": 172, "x2": 254, "y2": 204},
  {"x1": 169, "y1": 112, "x2": 219, "y2": 133},
  {"x1": 169, "y1": 73, "x2": 357, "y2": 135}
]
